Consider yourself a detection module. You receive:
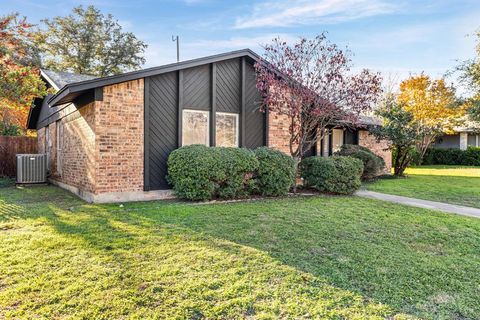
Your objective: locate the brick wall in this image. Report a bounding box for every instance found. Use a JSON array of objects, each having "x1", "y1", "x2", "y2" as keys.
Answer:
[
  {"x1": 266, "y1": 112, "x2": 392, "y2": 173},
  {"x1": 59, "y1": 102, "x2": 96, "y2": 193},
  {"x1": 48, "y1": 122, "x2": 57, "y2": 177},
  {"x1": 94, "y1": 79, "x2": 144, "y2": 194},
  {"x1": 267, "y1": 111, "x2": 294, "y2": 155},
  {"x1": 38, "y1": 122, "x2": 57, "y2": 177},
  {"x1": 40, "y1": 79, "x2": 144, "y2": 197},
  {"x1": 37, "y1": 127, "x2": 45, "y2": 153},
  {"x1": 358, "y1": 129, "x2": 392, "y2": 173}
]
